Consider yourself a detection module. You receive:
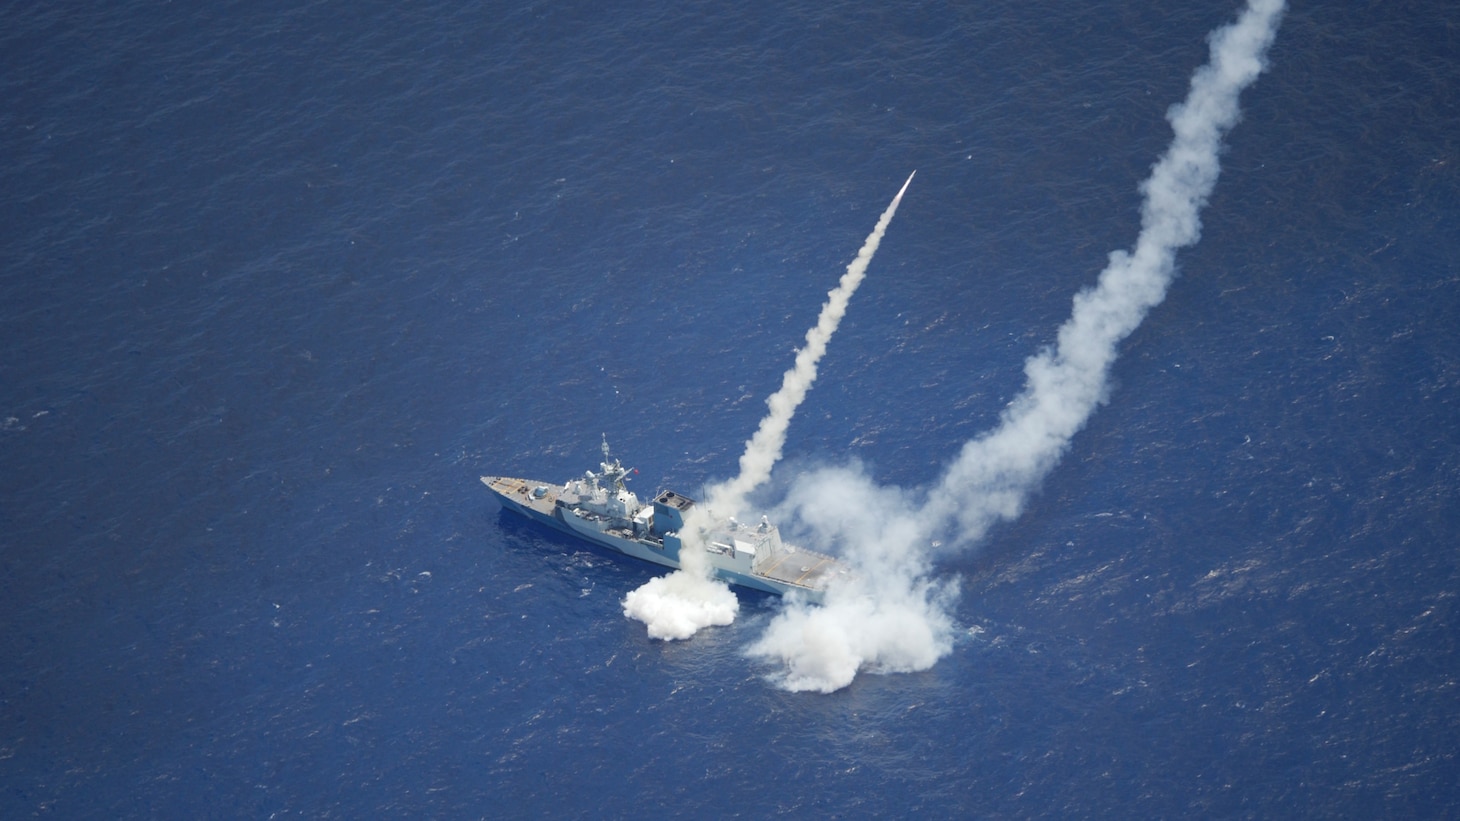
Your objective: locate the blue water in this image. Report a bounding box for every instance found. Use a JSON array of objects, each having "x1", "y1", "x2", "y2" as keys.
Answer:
[{"x1": 3, "y1": 0, "x2": 1457, "y2": 816}]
